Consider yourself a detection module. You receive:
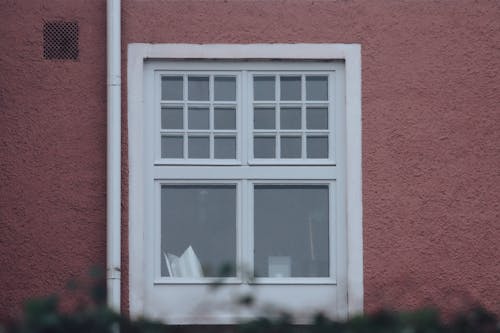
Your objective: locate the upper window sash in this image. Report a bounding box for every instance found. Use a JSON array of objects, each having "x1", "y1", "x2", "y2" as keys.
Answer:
[
  {"x1": 151, "y1": 62, "x2": 343, "y2": 166},
  {"x1": 249, "y1": 71, "x2": 336, "y2": 165},
  {"x1": 155, "y1": 70, "x2": 242, "y2": 164}
]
